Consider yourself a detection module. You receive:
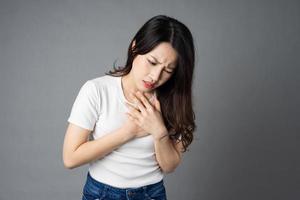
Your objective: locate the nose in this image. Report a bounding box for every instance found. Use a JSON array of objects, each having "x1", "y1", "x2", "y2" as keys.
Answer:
[{"x1": 150, "y1": 66, "x2": 163, "y2": 83}]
